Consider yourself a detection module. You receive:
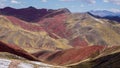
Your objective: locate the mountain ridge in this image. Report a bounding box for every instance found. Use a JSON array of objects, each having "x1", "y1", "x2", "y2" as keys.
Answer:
[{"x1": 0, "y1": 7, "x2": 70, "y2": 22}]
